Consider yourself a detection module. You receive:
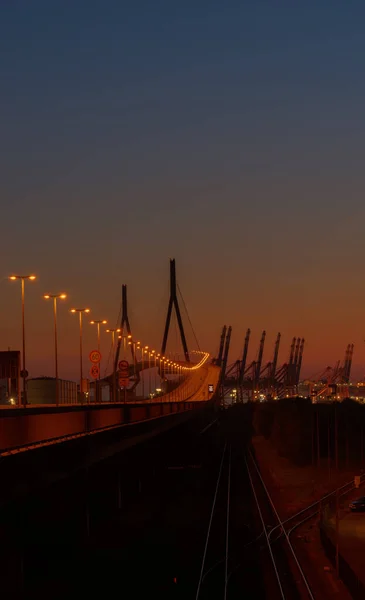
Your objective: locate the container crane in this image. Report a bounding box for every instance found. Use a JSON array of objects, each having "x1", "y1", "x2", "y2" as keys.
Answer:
[
  {"x1": 254, "y1": 331, "x2": 266, "y2": 392},
  {"x1": 295, "y1": 338, "x2": 304, "y2": 385},
  {"x1": 238, "y1": 328, "x2": 250, "y2": 400},
  {"x1": 217, "y1": 325, "x2": 227, "y2": 366}
]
